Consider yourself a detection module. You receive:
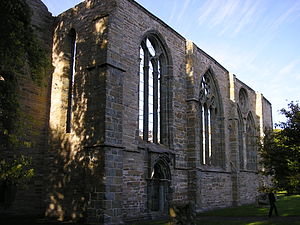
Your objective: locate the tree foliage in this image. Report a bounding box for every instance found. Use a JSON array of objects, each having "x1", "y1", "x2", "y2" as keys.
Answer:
[
  {"x1": 0, "y1": 0, "x2": 50, "y2": 196},
  {"x1": 0, "y1": 0, "x2": 49, "y2": 82},
  {"x1": 0, "y1": 0, "x2": 50, "y2": 149},
  {"x1": 0, "y1": 156, "x2": 34, "y2": 208},
  {"x1": 0, "y1": 156, "x2": 34, "y2": 185},
  {"x1": 260, "y1": 101, "x2": 300, "y2": 194}
]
